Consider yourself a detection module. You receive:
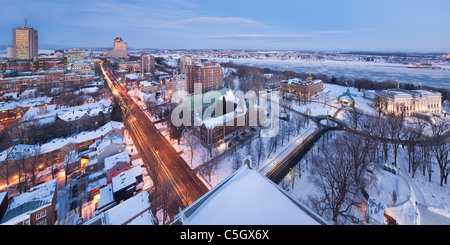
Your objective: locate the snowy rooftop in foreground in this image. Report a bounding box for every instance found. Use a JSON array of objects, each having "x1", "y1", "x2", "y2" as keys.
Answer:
[{"x1": 174, "y1": 164, "x2": 327, "y2": 225}]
